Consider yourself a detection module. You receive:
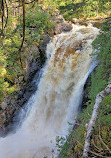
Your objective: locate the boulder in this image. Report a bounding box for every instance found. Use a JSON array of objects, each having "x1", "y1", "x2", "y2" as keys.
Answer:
[
  {"x1": 1, "y1": 102, "x2": 7, "y2": 110},
  {"x1": 72, "y1": 18, "x2": 80, "y2": 24},
  {"x1": 39, "y1": 35, "x2": 51, "y2": 55},
  {"x1": 54, "y1": 22, "x2": 73, "y2": 35}
]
